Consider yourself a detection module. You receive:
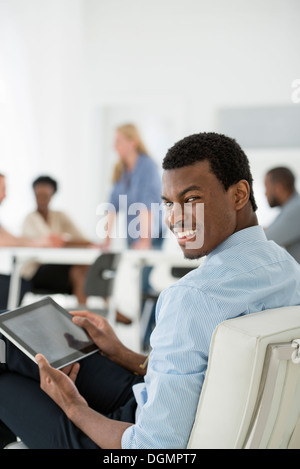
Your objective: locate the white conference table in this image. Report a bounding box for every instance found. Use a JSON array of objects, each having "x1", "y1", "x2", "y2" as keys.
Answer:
[
  {"x1": 5, "y1": 246, "x2": 102, "y2": 310},
  {"x1": 3, "y1": 246, "x2": 201, "y2": 310}
]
